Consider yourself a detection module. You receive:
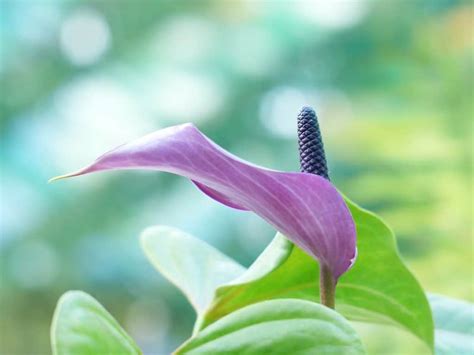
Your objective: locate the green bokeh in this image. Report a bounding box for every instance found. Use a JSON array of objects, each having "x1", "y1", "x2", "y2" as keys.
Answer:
[{"x1": 1, "y1": 0, "x2": 472, "y2": 353}]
